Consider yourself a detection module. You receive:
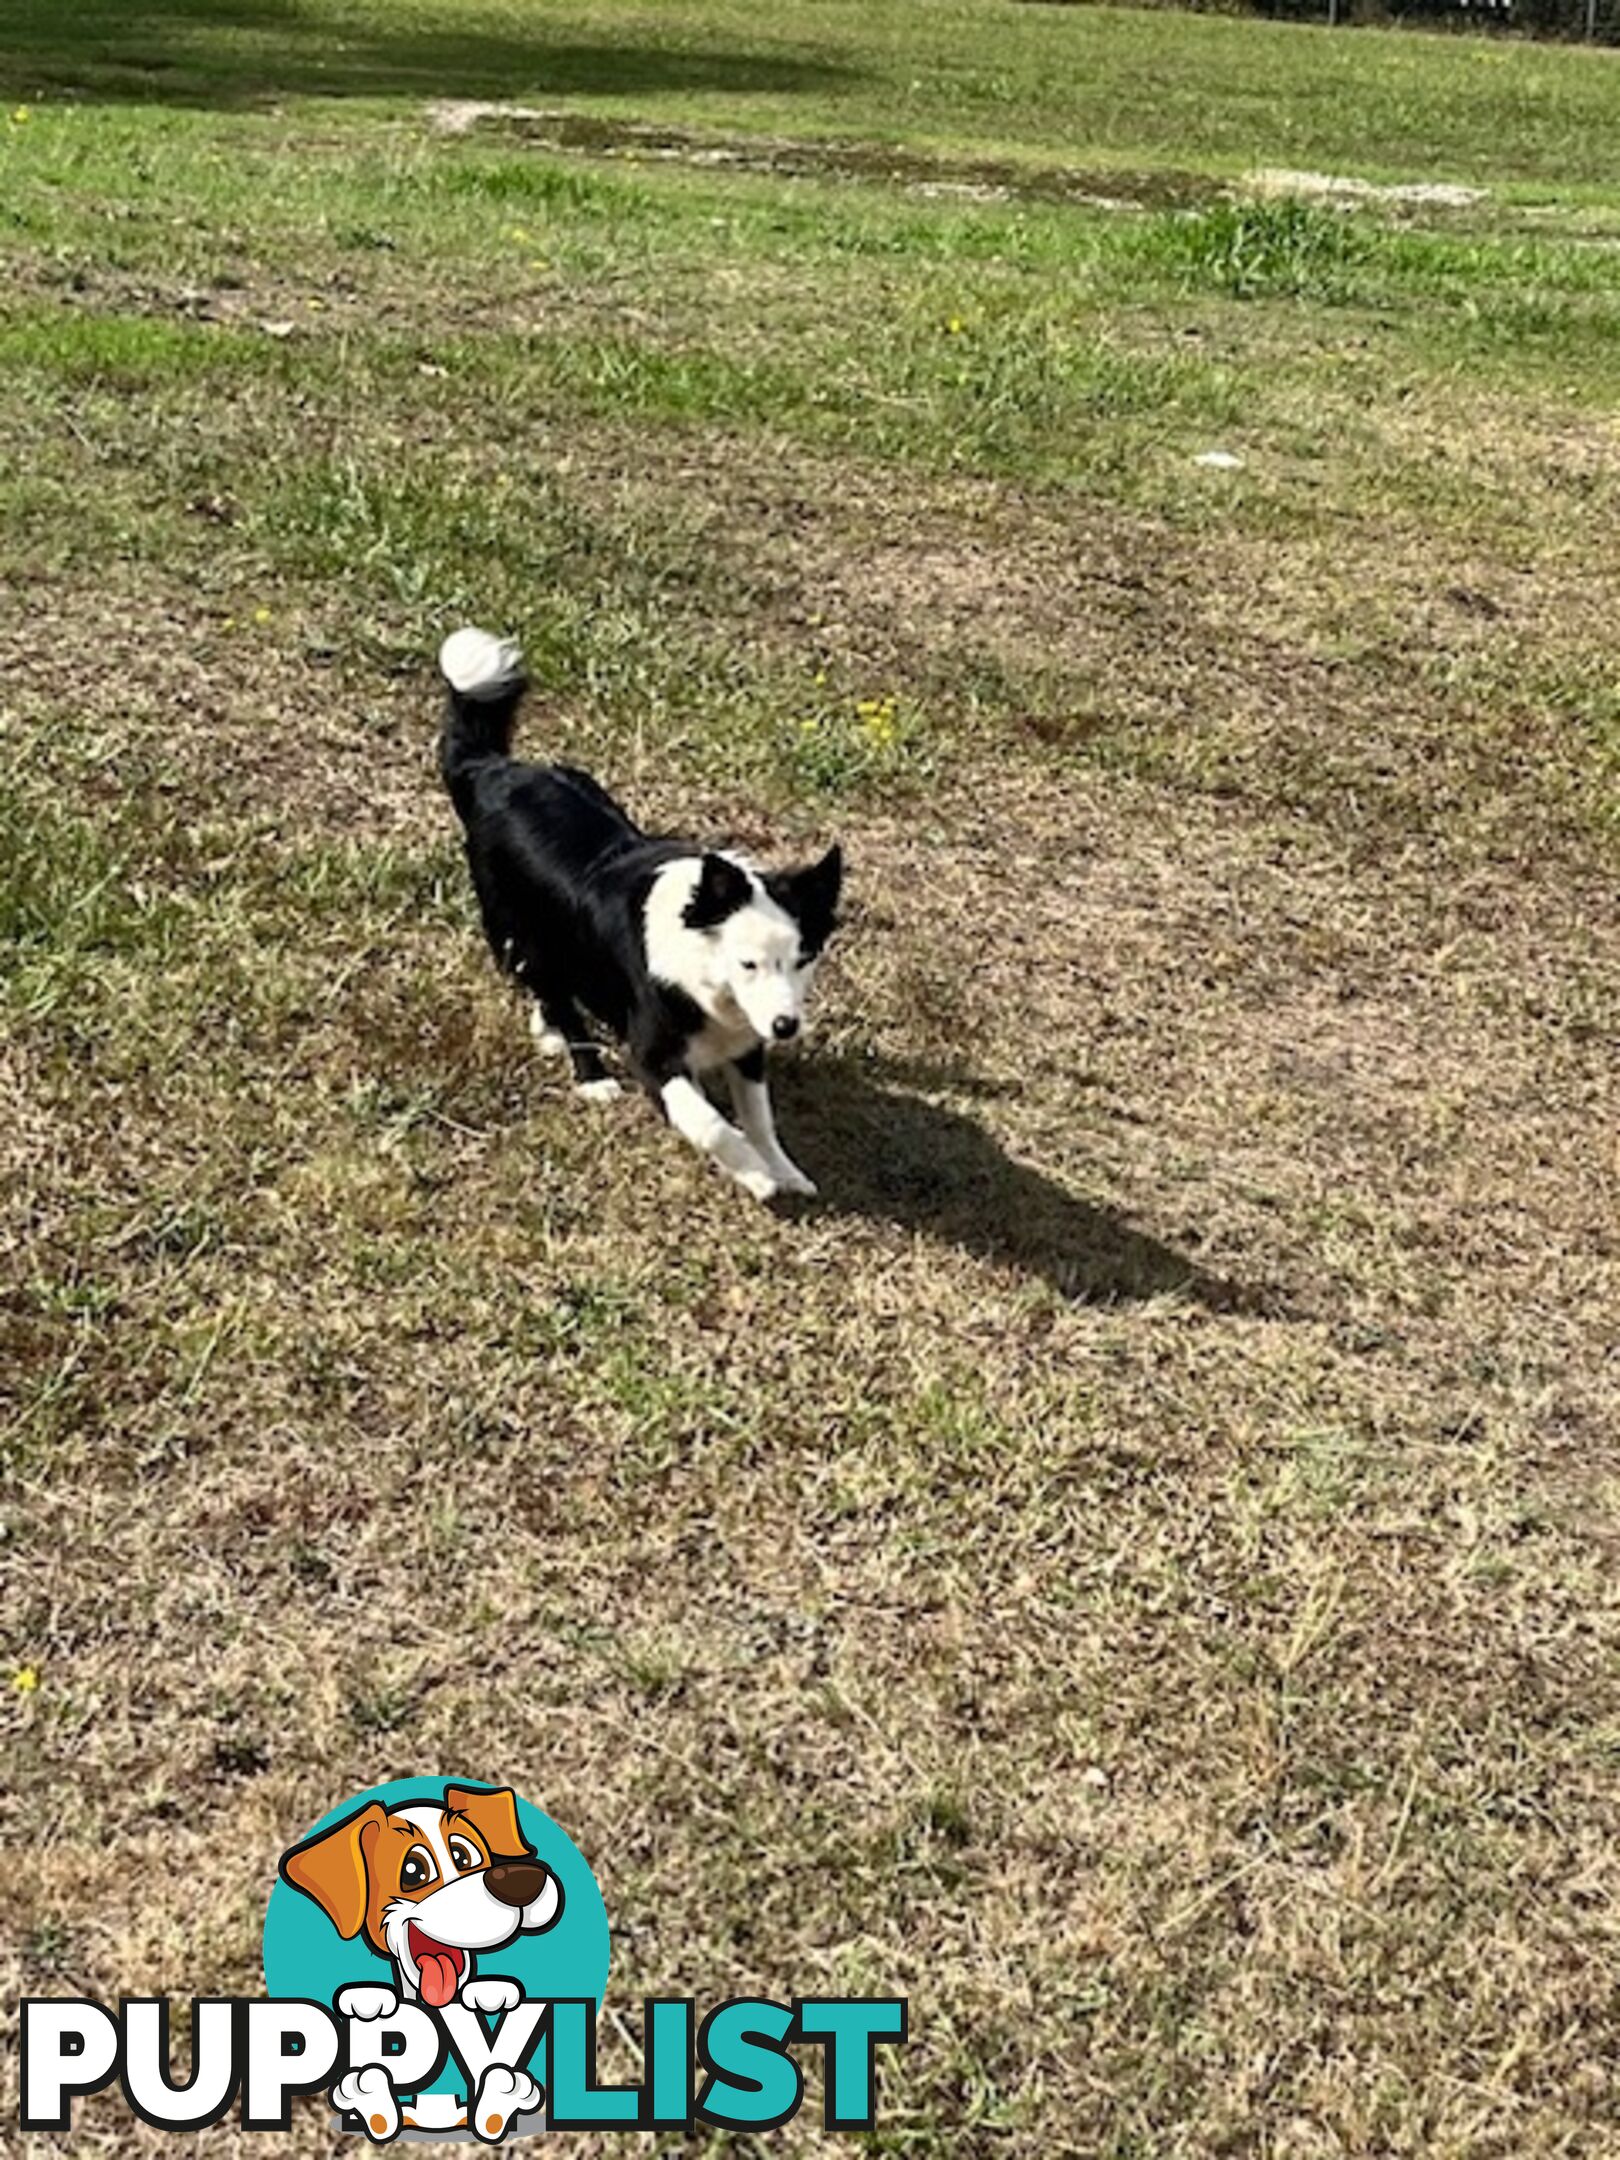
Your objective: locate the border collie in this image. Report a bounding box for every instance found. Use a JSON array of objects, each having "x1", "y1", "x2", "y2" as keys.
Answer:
[{"x1": 438, "y1": 627, "x2": 843, "y2": 1203}]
